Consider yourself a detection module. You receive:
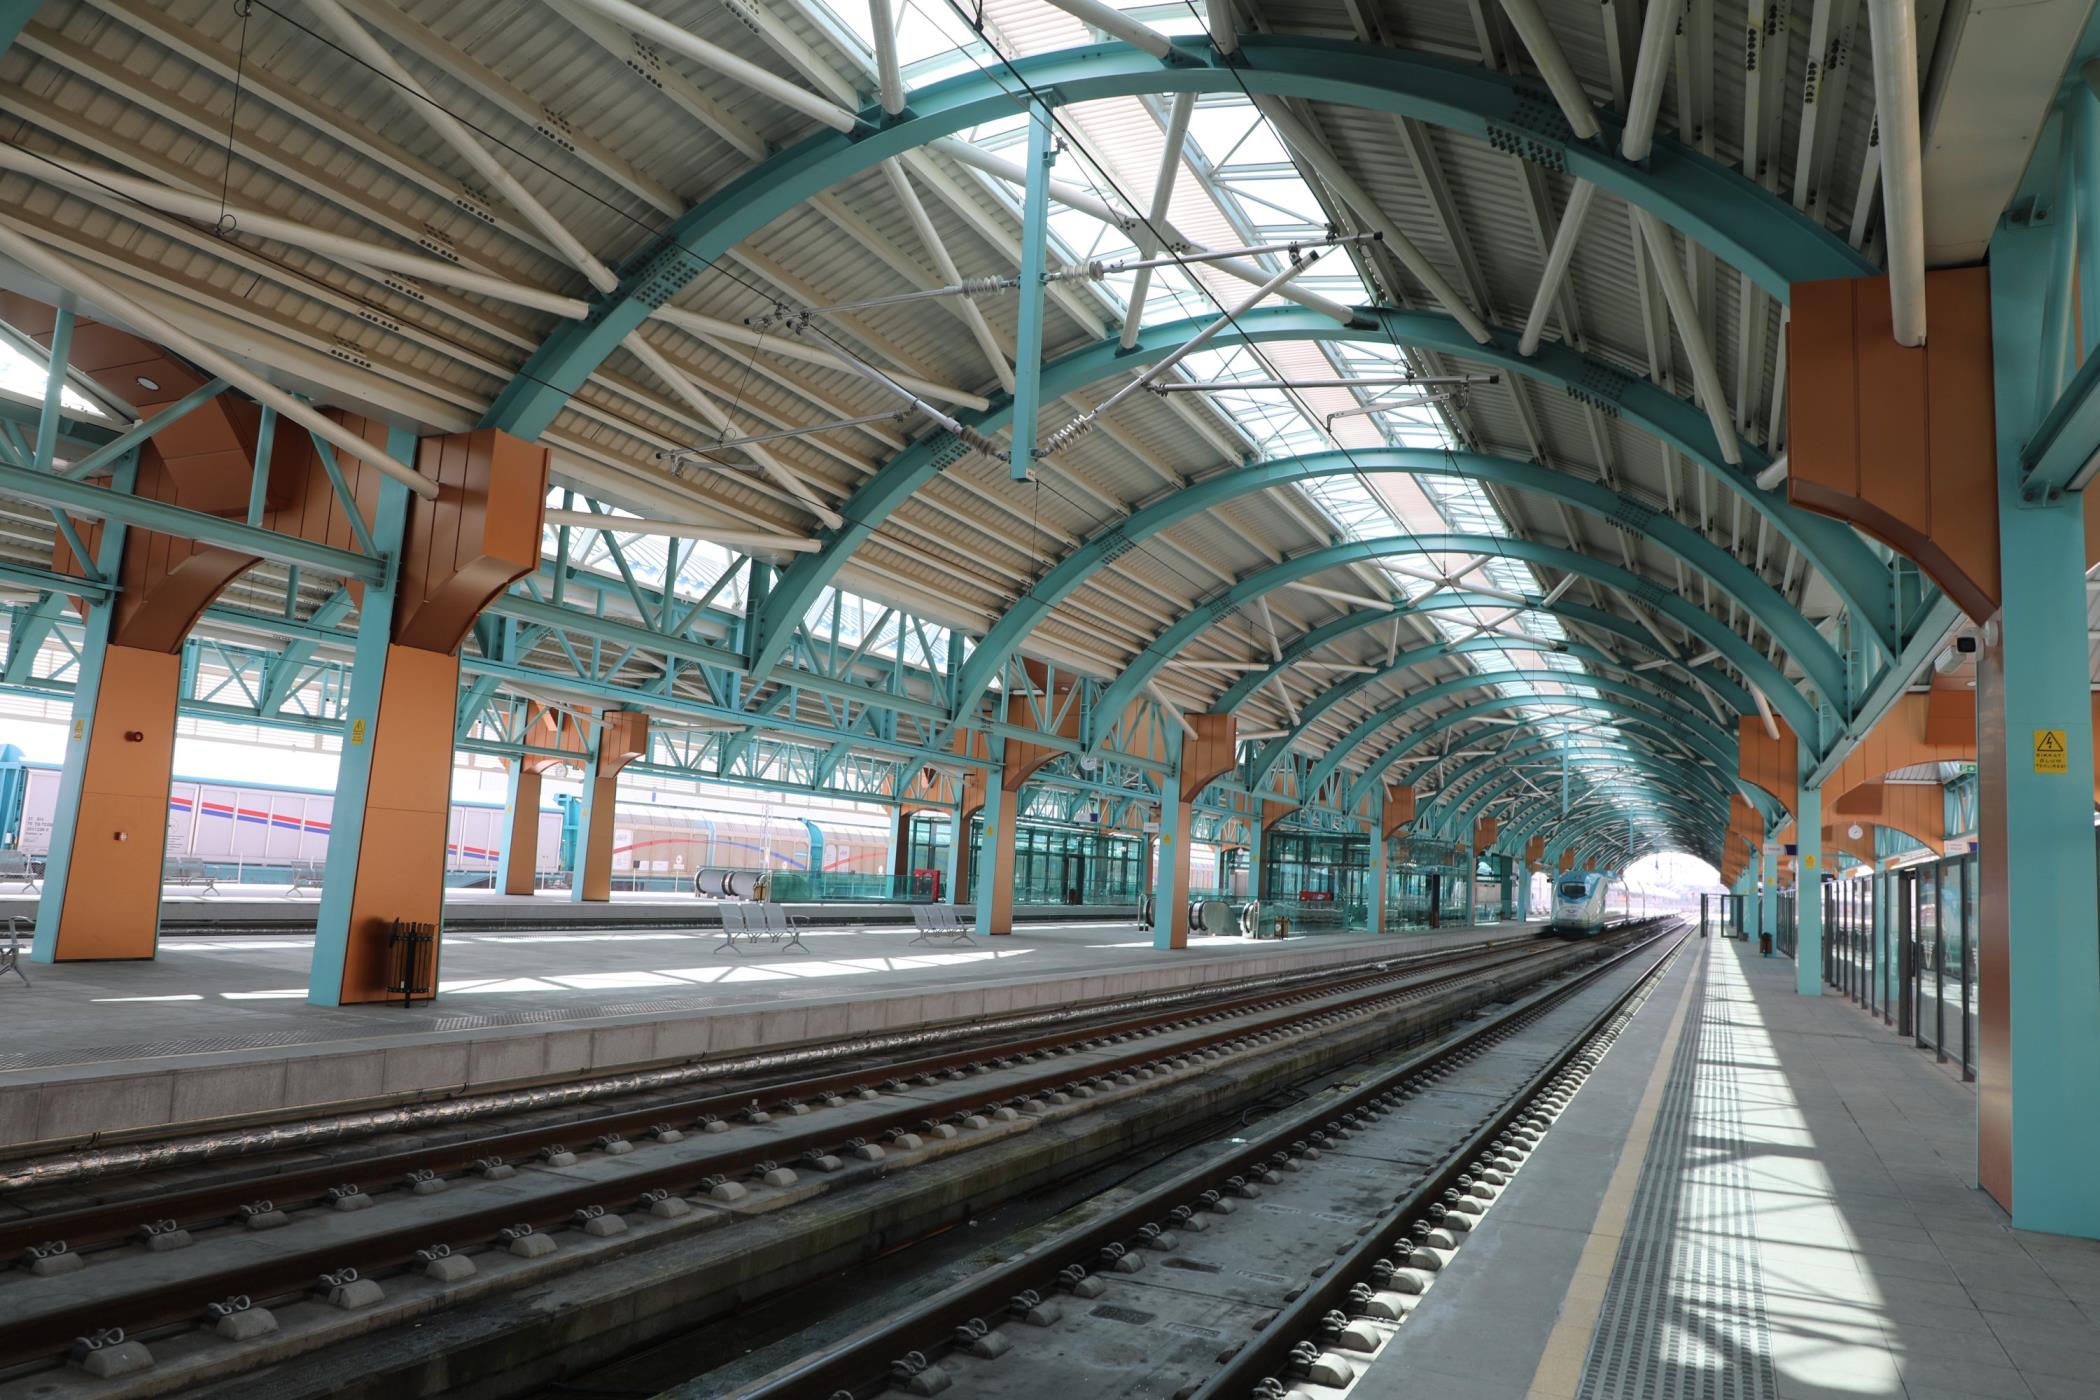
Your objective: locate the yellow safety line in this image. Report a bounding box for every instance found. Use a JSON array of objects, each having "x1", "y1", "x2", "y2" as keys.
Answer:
[{"x1": 1522, "y1": 938, "x2": 1706, "y2": 1400}]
